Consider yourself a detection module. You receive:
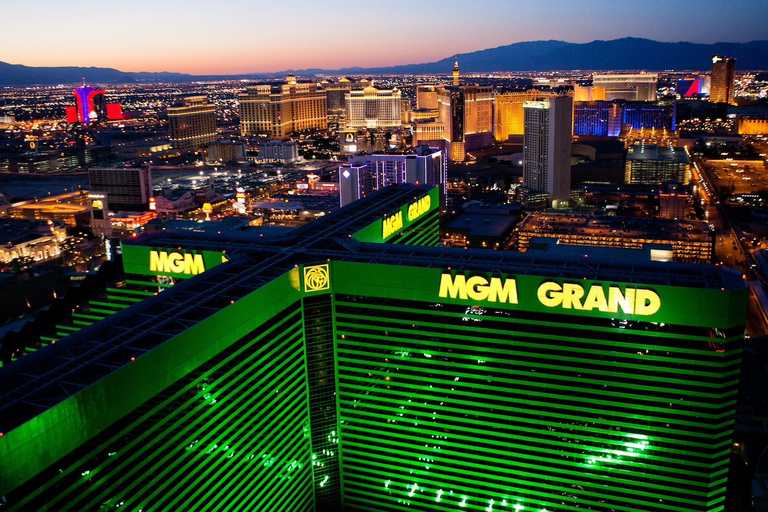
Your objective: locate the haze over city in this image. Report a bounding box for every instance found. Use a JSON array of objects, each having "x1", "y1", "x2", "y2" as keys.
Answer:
[{"x1": 2, "y1": 0, "x2": 768, "y2": 74}]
